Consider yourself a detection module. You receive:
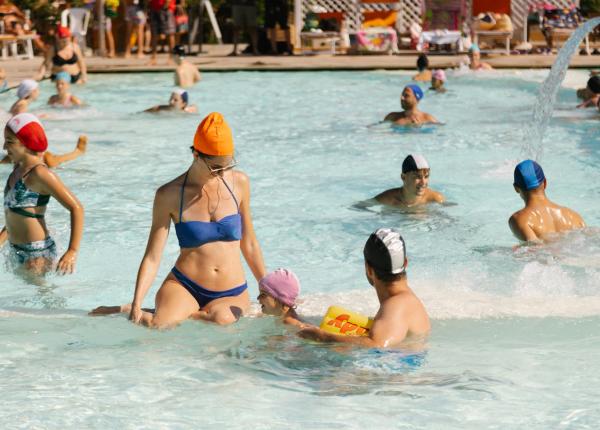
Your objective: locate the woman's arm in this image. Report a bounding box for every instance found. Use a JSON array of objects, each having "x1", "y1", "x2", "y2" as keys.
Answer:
[
  {"x1": 238, "y1": 172, "x2": 266, "y2": 282},
  {"x1": 75, "y1": 44, "x2": 87, "y2": 83},
  {"x1": 71, "y1": 95, "x2": 82, "y2": 106},
  {"x1": 32, "y1": 166, "x2": 84, "y2": 274},
  {"x1": 130, "y1": 187, "x2": 172, "y2": 323}
]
